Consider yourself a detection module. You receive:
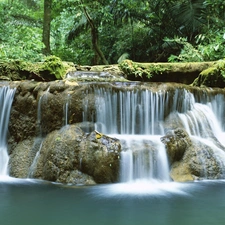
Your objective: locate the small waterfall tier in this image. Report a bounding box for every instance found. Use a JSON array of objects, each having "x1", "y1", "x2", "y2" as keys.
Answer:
[
  {"x1": 83, "y1": 83, "x2": 225, "y2": 182},
  {"x1": 119, "y1": 135, "x2": 170, "y2": 182},
  {"x1": 0, "y1": 86, "x2": 16, "y2": 176}
]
